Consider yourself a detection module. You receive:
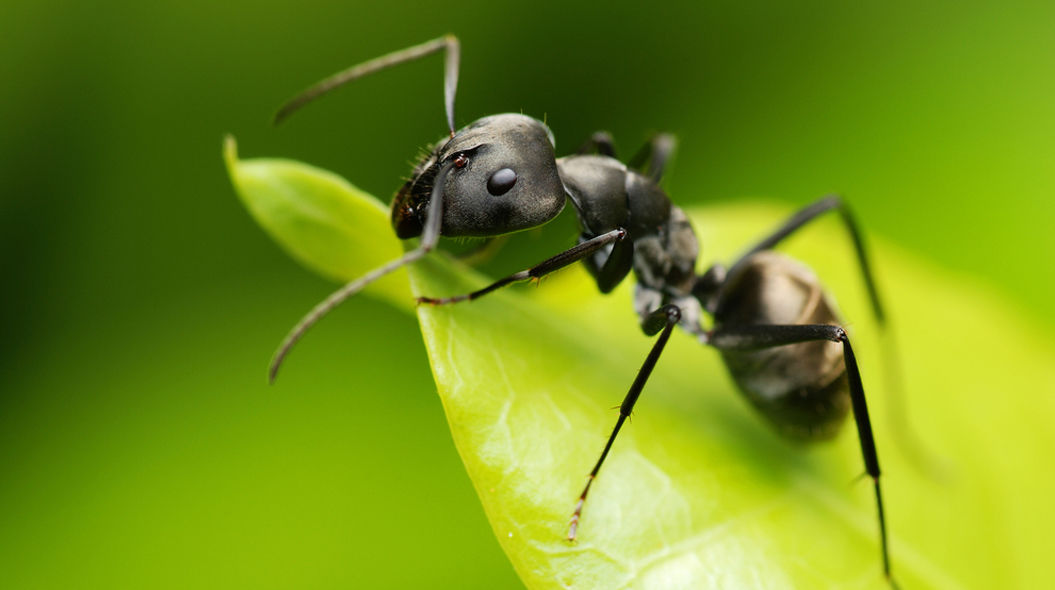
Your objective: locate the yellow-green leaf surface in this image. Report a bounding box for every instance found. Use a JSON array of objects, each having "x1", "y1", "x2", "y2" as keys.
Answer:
[
  {"x1": 227, "y1": 146, "x2": 1055, "y2": 589},
  {"x1": 224, "y1": 136, "x2": 410, "y2": 310}
]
